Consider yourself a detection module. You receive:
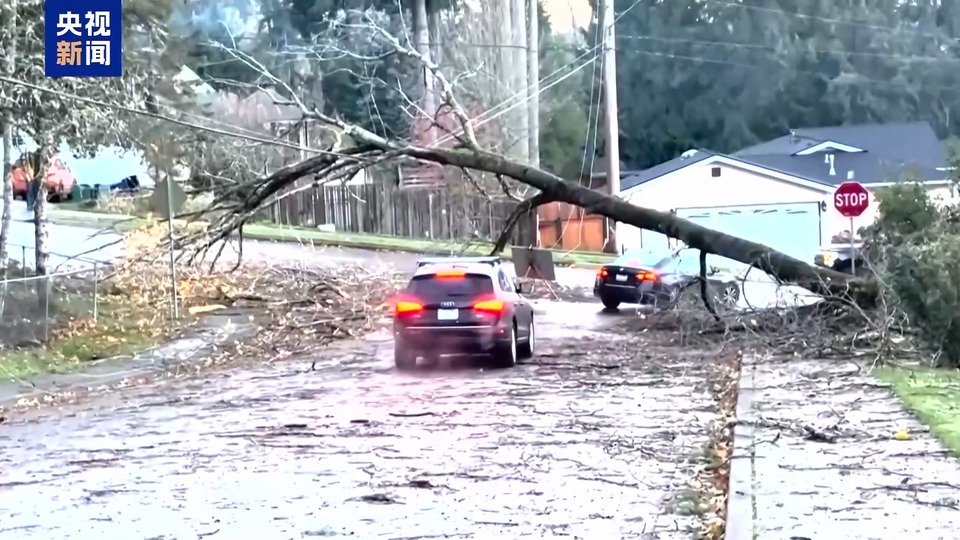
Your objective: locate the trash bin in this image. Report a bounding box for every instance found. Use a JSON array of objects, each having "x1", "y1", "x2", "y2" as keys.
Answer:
[{"x1": 70, "y1": 184, "x2": 96, "y2": 201}]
